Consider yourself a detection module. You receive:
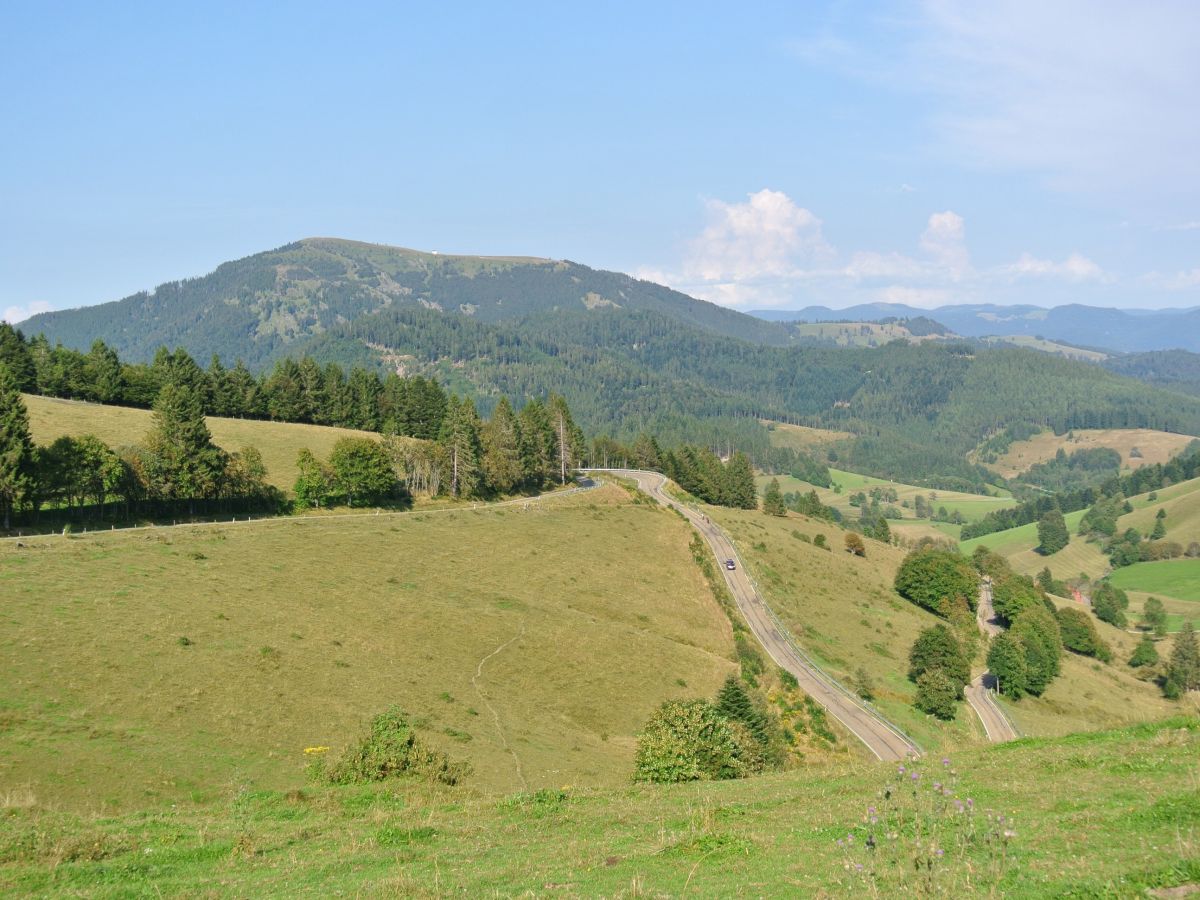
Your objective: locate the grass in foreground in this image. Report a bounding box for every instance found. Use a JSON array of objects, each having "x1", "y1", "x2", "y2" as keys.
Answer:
[{"x1": 1, "y1": 717, "x2": 1196, "y2": 896}]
